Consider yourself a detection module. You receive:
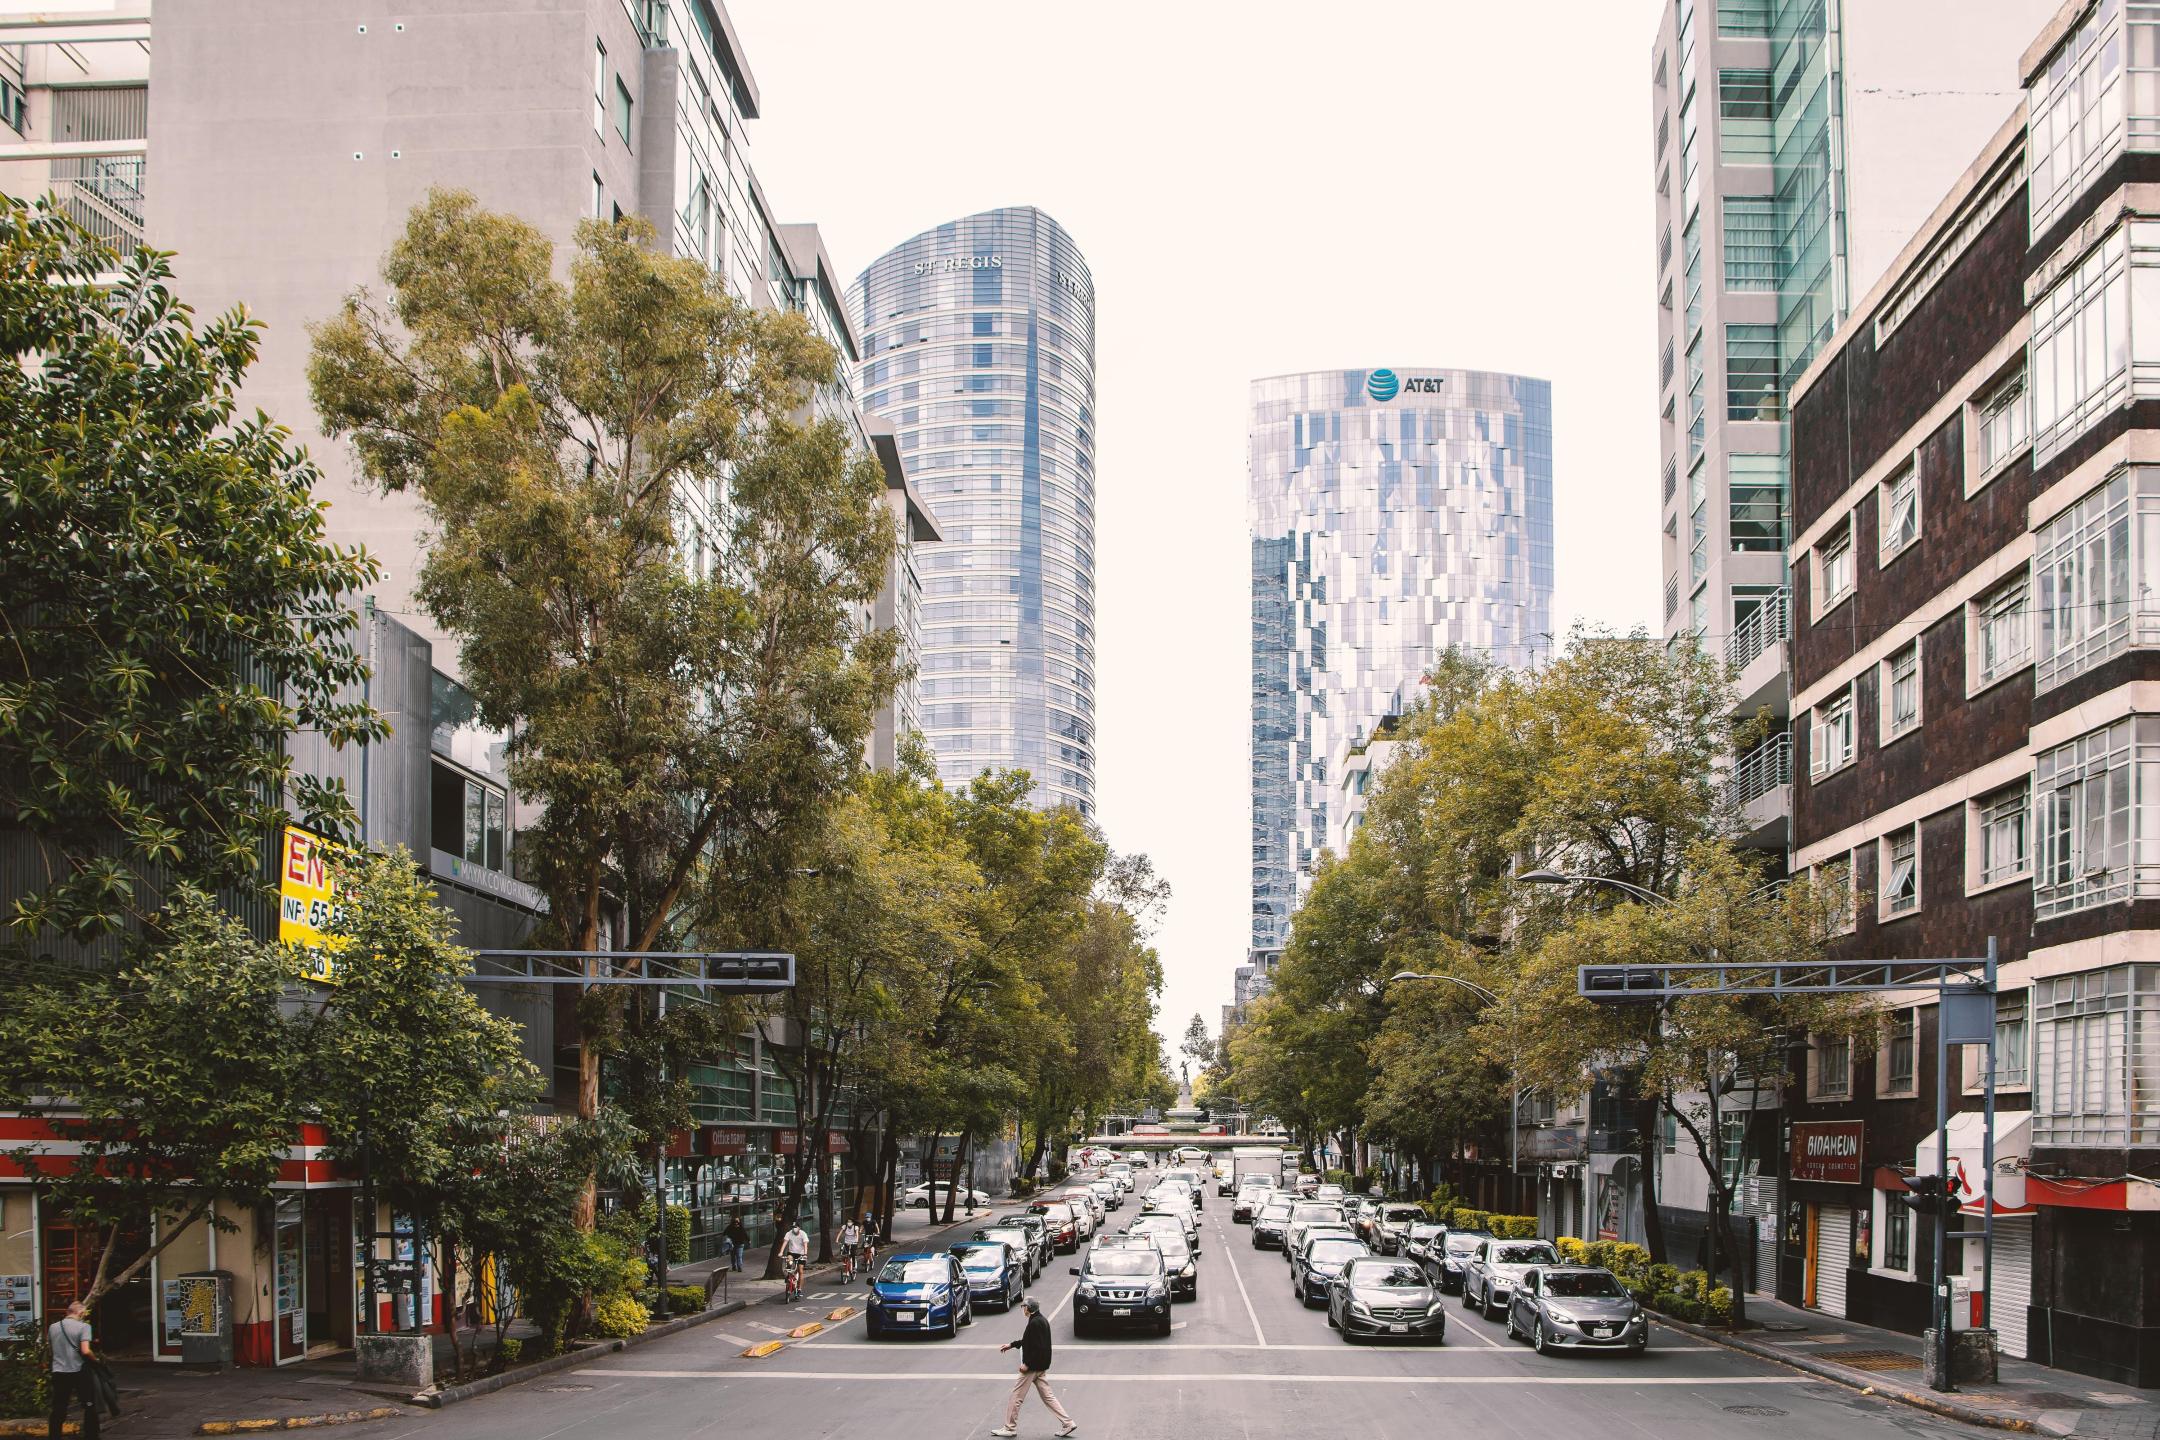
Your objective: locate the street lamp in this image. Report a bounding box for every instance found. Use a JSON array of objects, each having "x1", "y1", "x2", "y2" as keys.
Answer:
[
  {"x1": 1515, "y1": 868, "x2": 1671, "y2": 906},
  {"x1": 1389, "y1": 971, "x2": 1519, "y2": 1213}
]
